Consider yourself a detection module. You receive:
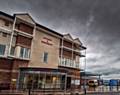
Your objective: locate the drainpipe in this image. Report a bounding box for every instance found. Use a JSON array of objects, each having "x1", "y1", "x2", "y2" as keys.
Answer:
[
  {"x1": 71, "y1": 42, "x2": 73, "y2": 91},
  {"x1": 60, "y1": 38, "x2": 64, "y2": 65},
  {"x1": 30, "y1": 24, "x2": 36, "y2": 59},
  {"x1": 8, "y1": 17, "x2": 16, "y2": 56}
]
